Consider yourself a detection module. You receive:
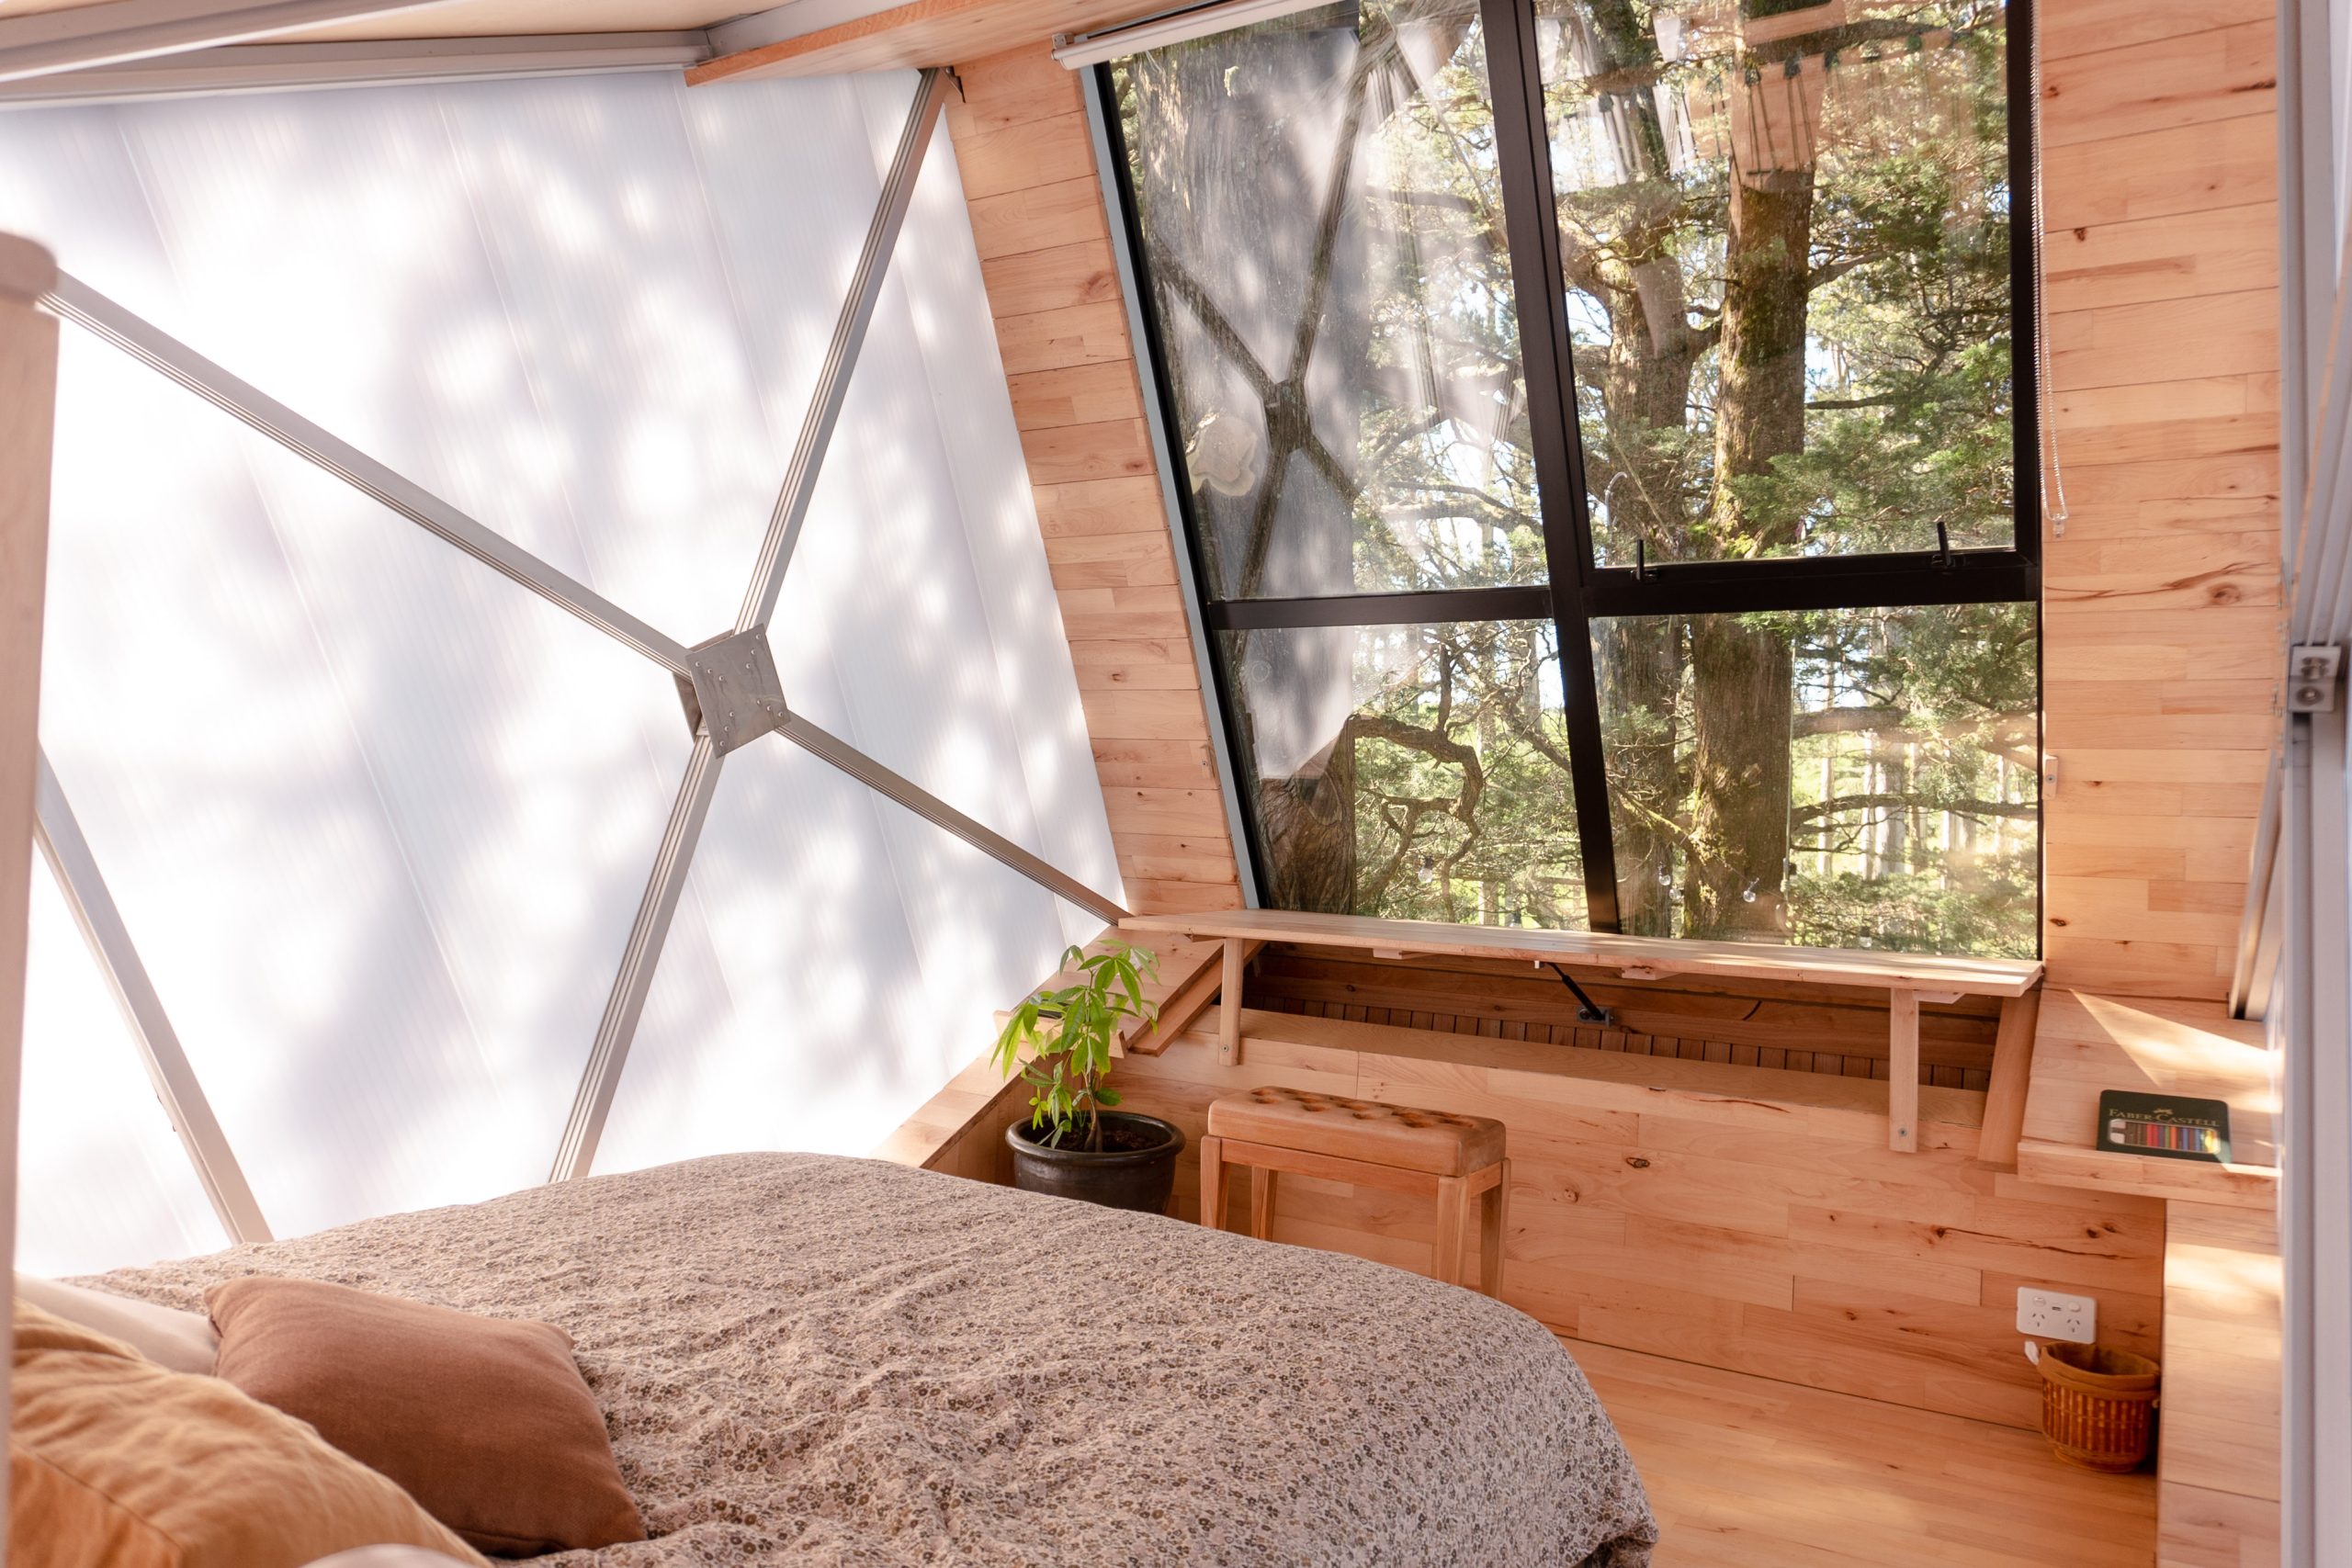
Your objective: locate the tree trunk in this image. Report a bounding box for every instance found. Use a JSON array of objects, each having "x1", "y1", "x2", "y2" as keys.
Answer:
[
  {"x1": 1259, "y1": 734, "x2": 1357, "y2": 911},
  {"x1": 1689, "y1": 156, "x2": 1815, "y2": 937}
]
